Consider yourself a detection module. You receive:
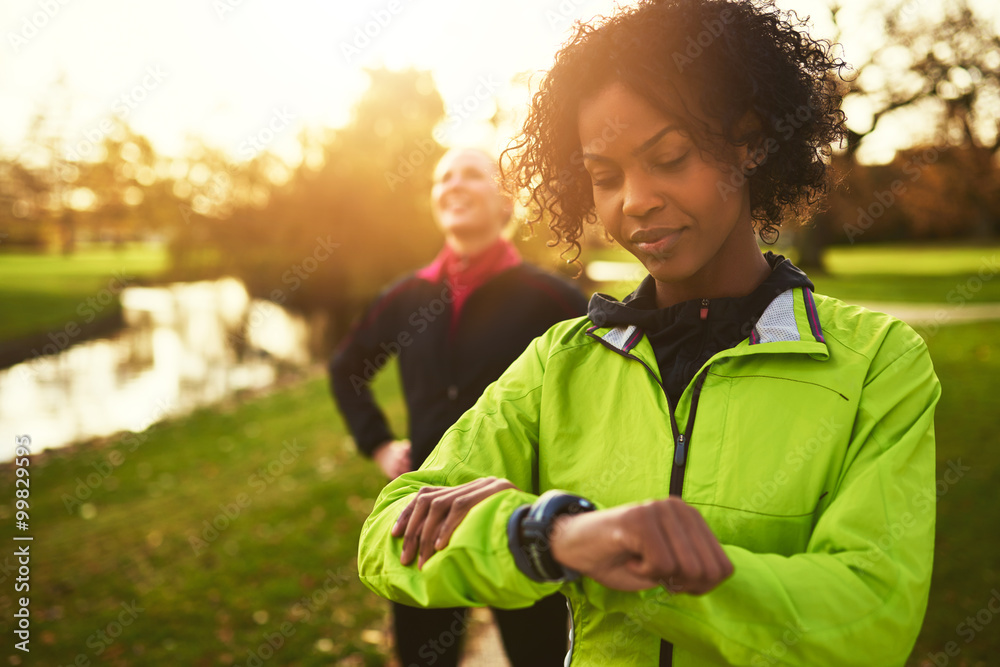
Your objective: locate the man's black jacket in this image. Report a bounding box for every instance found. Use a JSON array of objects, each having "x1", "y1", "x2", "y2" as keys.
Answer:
[{"x1": 329, "y1": 264, "x2": 588, "y2": 467}]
